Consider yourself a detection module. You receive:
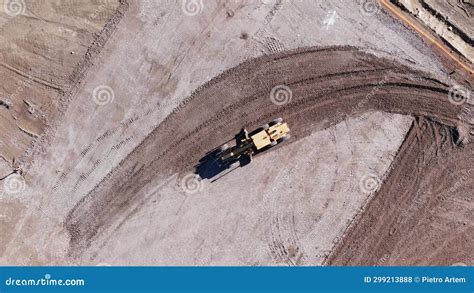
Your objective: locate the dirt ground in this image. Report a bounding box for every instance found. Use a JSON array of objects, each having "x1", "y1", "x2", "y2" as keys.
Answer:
[
  {"x1": 0, "y1": 0, "x2": 472, "y2": 266},
  {"x1": 395, "y1": 0, "x2": 473, "y2": 62},
  {"x1": 0, "y1": 0, "x2": 123, "y2": 178},
  {"x1": 328, "y1": 118, "x2": 473, "y2": 265},
  {"x1": 77, "y1": 111, "x2": 414, "y2": 265},
  {"x1": 59, "y1": 44, "x2": 471, "y2": 265}
]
